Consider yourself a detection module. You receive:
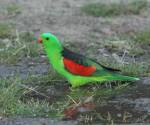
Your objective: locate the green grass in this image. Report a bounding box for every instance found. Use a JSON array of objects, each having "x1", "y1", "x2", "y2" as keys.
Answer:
[
  {"x1": 132, "y1": 30, "x2": 150, "y2": 45},
  {"x1": 81, "y1": 0, "x2": 147, "y2": 17},
  {"x1": 6, "y1": 3, "x2": 21, "y2": 16},
  {"x1": 121, "y1": 62, "x2": 150, "y2": 77},
  {"x1": 18, "y1": 31, "x2": 42, "y2": 57},
  {"x1": 0, "y1": 77, "x2": 65, "y2": 117},
  {"x1": 103, "y1": 37, "x2": 146, "y2": 56},
  {"x1": 0, "y1": 75, "x2": 130, "y2": 118},
  {"x1": 0, "y1": 22, "x2": 14, "y2": 38},
  {"x1": 99, "y1": 55, "x2": 150, "y2": 77},
  {"x1": 0, "y1": 31, "x2": 42, "y2": 64}
]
